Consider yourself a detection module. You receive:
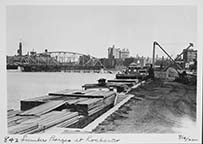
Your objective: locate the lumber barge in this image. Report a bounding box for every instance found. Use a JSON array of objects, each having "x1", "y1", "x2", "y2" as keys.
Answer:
[
  {"x1": 8, "y1": 89, "x2": 117, "y2": 134},
  {"x1": 8, "y1": 73, "x2": 144, "y2": 134},
  {"x1": 115, "y1": 73, "x2": 146, "y2": 80},
  {"x1": 82, "y1": 78, "x2": 139, "y2": 92}
]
